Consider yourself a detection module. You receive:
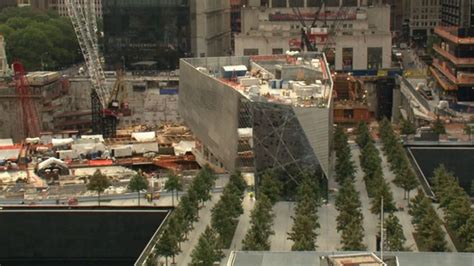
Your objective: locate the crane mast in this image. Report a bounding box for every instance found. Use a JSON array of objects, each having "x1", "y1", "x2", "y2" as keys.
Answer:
[{"x1": 65, "y1": 0, "x2": 116, "y2": 137}]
